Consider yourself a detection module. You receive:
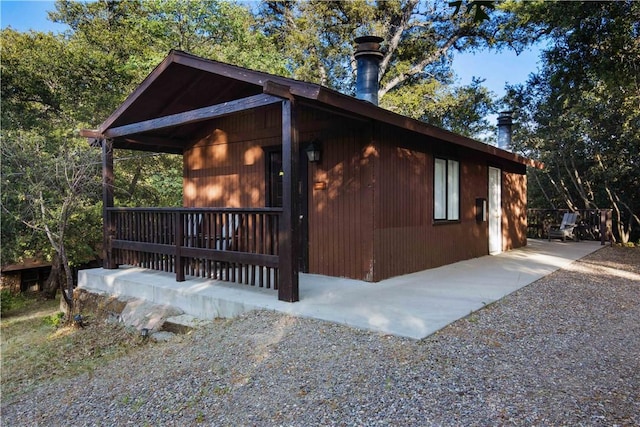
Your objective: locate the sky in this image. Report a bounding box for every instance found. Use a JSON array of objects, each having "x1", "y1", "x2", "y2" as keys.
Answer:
[
  {"x1": 1, "y1": 0, "x2": 542, "y2": 116},
  {"x1": 1, "y1": 1, "x2": 67, "y2": 33}
]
